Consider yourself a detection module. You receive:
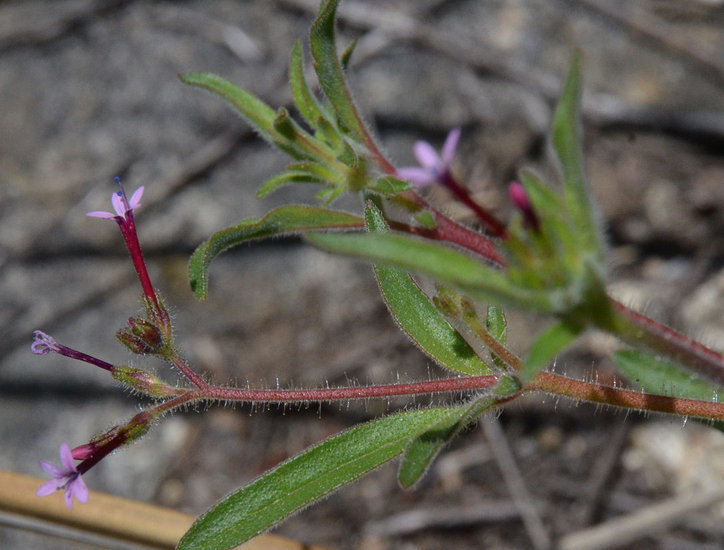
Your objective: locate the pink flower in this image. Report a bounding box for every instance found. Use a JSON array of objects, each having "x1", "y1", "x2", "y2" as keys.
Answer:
[
  {"x1": 508, "y1": 181, "x2": 540, "y2": 231},
  {"x1": 87, "y1": 180, "x2": 144, "y2": 221},
  {"x1": 395, "y1": 128, "x2": 461, "y2": 187},
  {"x1": 37, "y1": 443, "x2": 89, "y2": 509}
]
